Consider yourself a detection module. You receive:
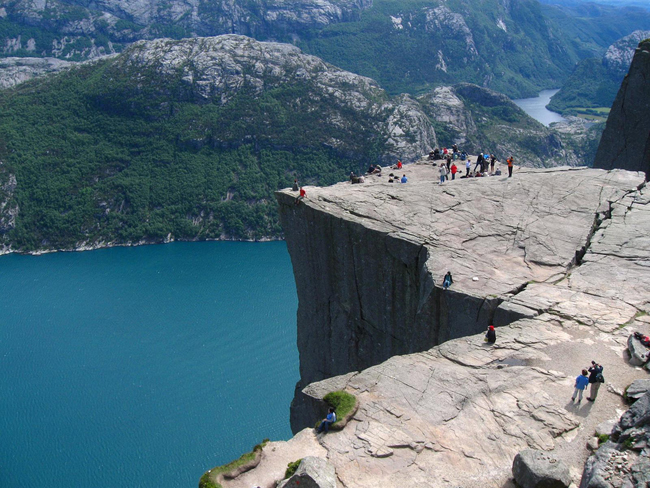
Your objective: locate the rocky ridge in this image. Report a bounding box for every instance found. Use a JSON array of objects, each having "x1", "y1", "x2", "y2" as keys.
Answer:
[
  {"x1": 593, "y1": 38, "x2": 650, "y2": 179},
  {"x1": 219, "y1": 163, "x2": 650, "y2": 488}
]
